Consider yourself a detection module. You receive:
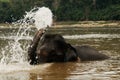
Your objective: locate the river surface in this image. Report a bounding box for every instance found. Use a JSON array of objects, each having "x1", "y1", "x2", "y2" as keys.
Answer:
[{"x1": 0, "y1": 26, "x2": 120, "y2": 80}]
